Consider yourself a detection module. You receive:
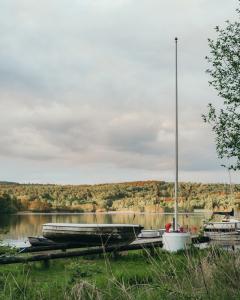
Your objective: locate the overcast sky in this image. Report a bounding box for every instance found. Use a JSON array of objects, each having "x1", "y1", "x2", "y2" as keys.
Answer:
[{"x1": 0, "y1": 0, "x2": 239, "y2": 184}]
